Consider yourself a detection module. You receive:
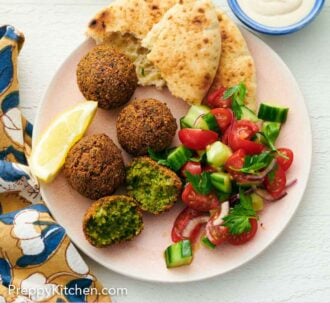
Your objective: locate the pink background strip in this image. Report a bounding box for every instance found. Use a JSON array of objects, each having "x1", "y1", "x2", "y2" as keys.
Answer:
[{"x1": 1, "y1": 303, "x2": 329, "y2": 329}]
